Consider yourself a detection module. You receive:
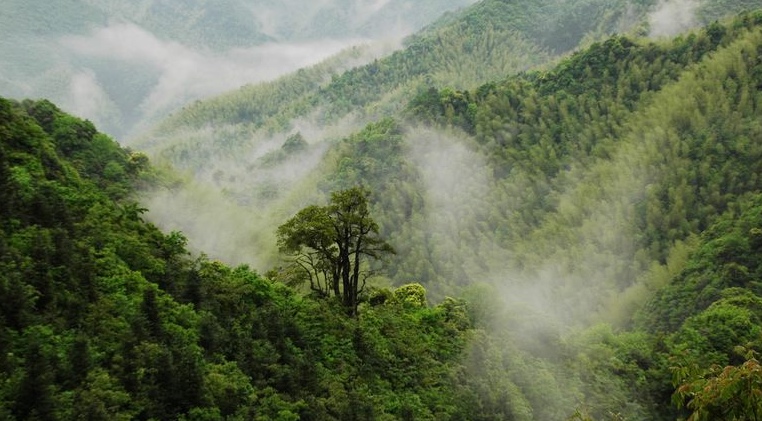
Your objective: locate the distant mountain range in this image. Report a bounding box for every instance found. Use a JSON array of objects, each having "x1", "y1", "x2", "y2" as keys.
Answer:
[
  {"x1": 0, "y1": 0, "x2": 477, "y2": 139},
  {"x1": 134, "y1": 0, "x2": 756, "y2": 273}
]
